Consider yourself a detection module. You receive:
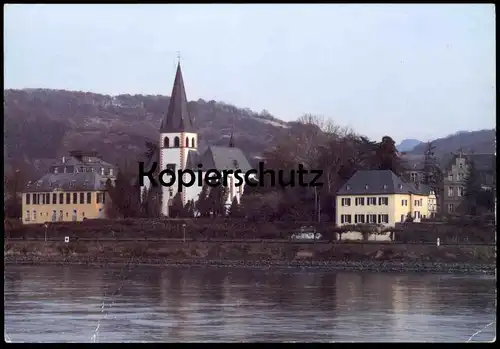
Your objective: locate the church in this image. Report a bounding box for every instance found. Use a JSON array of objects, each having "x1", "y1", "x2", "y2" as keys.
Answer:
[{"x1": 140, "y1": 62, "x2": 253, "y2": 217}]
